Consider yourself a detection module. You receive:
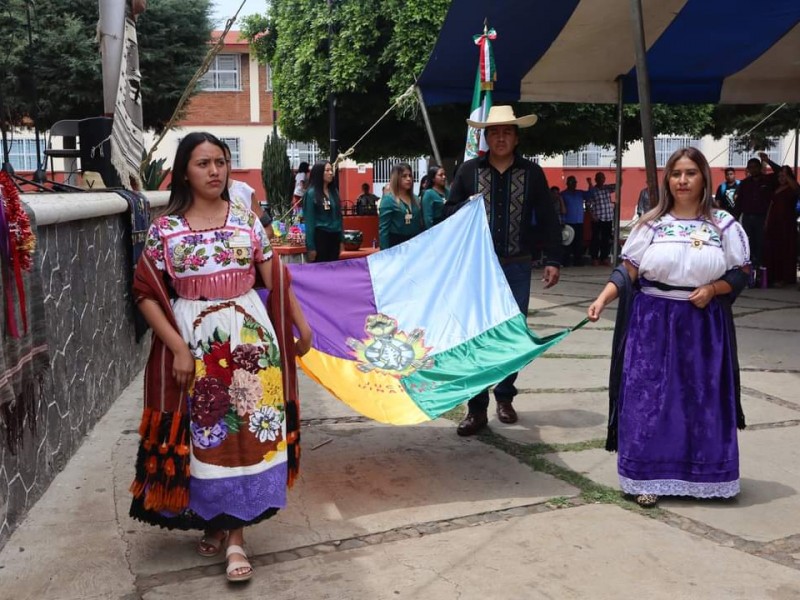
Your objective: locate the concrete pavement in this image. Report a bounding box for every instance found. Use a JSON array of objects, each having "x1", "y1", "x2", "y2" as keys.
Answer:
[{"x1": 1, "y1": 267, "x2": 799, "y2": 599}]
